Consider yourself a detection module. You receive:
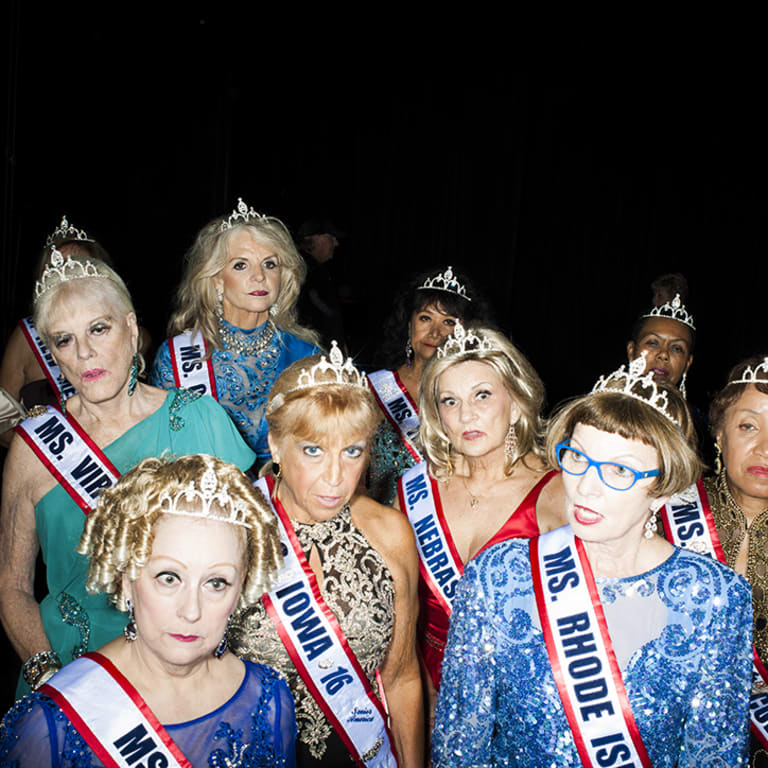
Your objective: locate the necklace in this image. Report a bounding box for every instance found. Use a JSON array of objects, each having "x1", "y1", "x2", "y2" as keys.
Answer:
[
  {"x1": 461, "y1": 476, "x2": 480, "y2": 509},
  {"x1": 218, "y1": 317, "x2": 275, "y2": 357}
]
